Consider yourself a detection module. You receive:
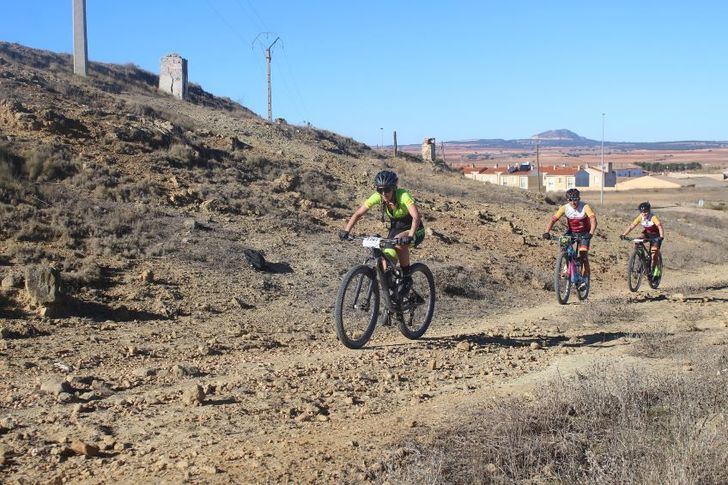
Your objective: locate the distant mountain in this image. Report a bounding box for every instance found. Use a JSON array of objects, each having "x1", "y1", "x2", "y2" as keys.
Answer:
[
  {"x1": 534, "y1": 129, "x2": 589, "y2": 142},
  {"x1": 443, "y1": 130, "x2": 599, "y2": 149},
  {"x1": 433, "y1": 130, "x2": 728, "y2": 151}
]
